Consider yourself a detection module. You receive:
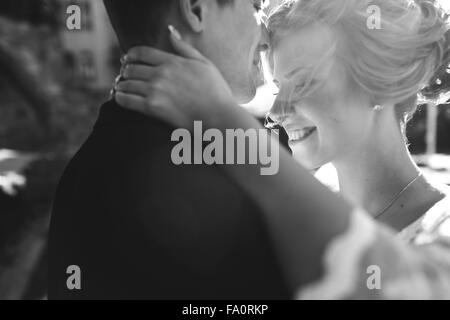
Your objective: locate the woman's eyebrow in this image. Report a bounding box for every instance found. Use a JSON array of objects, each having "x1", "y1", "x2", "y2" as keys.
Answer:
[
  {"x1": 284, "y1": 66, "x2": 308, "y2": 80},
  {"x1": 273, "y1": 65, "x2": 312, "y2": 85}
]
